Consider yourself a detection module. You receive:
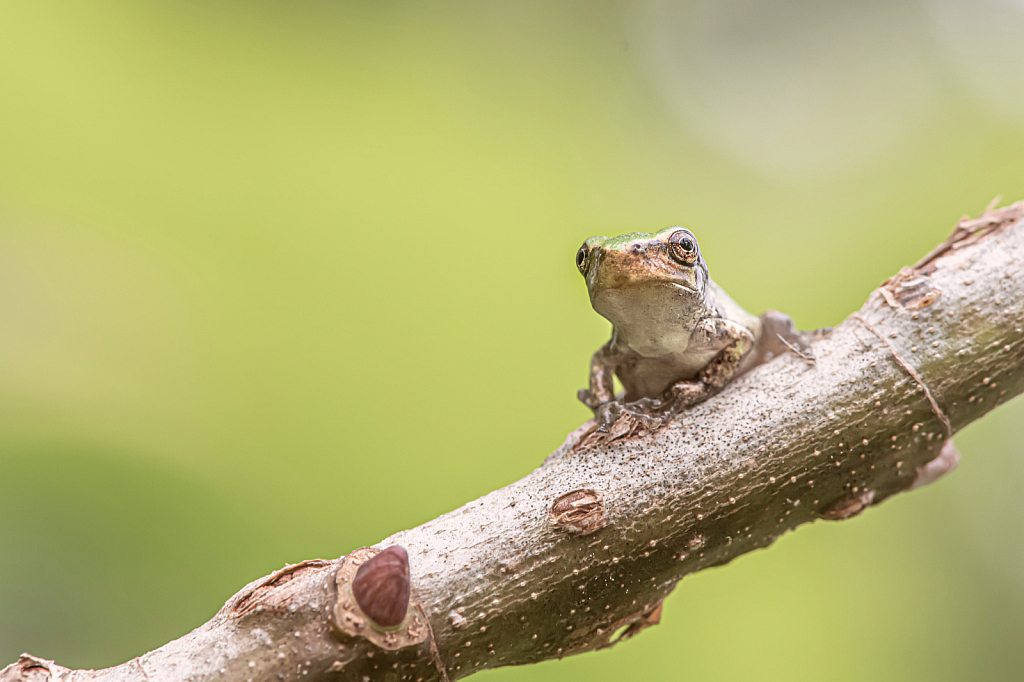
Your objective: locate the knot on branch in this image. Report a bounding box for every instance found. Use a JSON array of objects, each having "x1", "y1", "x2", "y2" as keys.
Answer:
[
  {"x1": 550, "y1": 489, "x2": 607, "y2": 535},
  {"x1": 352, "y1": 546, "x2": 412, "y2": 628},
  {"x1": 331, "y1": 547, "x2": 429, "y2": 650},
  {"x1": 0, "y1": 655, "x2": 67, "y2": 682}
]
